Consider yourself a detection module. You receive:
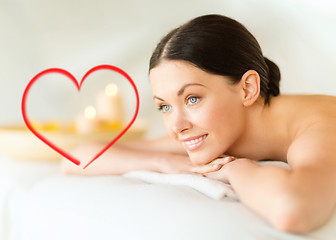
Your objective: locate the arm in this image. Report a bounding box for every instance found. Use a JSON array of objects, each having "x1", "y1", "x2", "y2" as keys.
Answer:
[
  {"x1": 203, "y1": 123, "x2": 336, "y2": 233},
  {"x1": 61, "y1": 136, "x2": 191, "y2": 176},
  {"x1": 116, "y1": 135, "x2": 186, "y2": 154}
]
